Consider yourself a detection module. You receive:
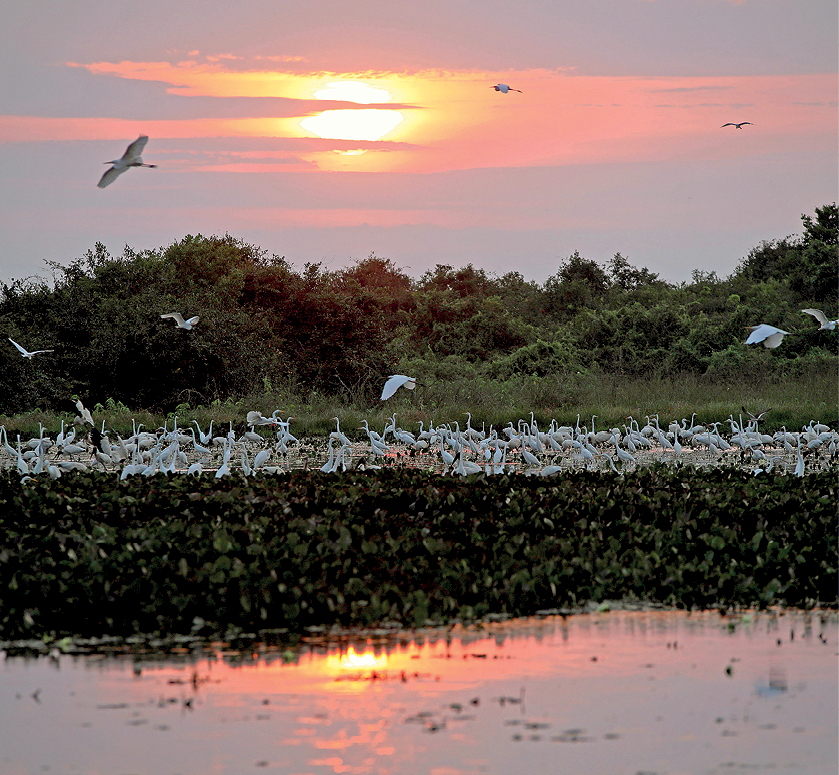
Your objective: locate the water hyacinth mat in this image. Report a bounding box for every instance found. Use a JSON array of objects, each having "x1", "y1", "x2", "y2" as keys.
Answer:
[{"x1": 0, "y1": 466, "x2": 835, "y2": 641}]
